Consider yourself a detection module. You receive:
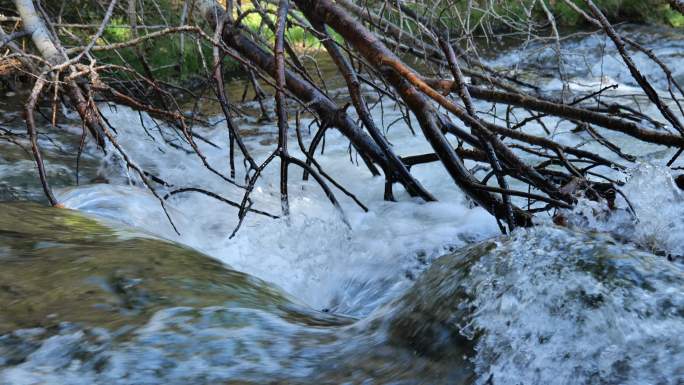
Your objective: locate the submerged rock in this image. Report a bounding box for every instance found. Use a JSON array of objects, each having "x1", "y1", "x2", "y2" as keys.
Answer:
[
  {"x1": 0, "y1": 202, "x2": 348, "y2": 334},
  {"x1": 383, "y1": 226, "x2": 684, "y2": 385},
  {"x1": 1, "y1": 204, "x2": 682, "y2": 384},
  {"x1": 0, "y1": 202, "x2": 448, "y2": 384}
]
